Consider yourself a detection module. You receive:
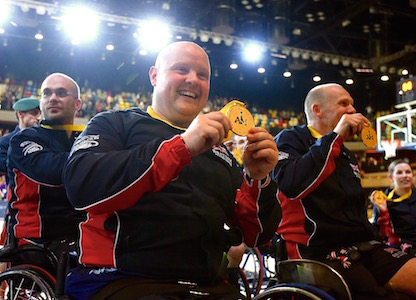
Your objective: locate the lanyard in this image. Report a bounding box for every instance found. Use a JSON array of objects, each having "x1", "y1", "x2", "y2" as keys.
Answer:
[
  {"x1": 387, "y1": 188, "x2": 412, "y2": 202},
  {"x1": 41, "y1": 124, "x2": 86, "y2": 131}
]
